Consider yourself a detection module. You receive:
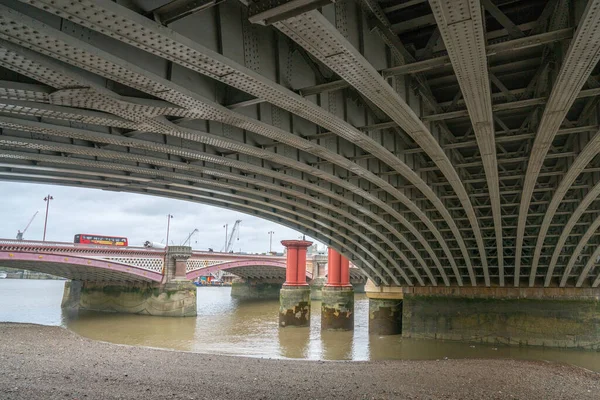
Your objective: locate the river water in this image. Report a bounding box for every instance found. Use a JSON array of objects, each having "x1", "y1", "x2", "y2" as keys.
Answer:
[{"x1": 1, "y1": 279, "x2": 599, "y2": 371}]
